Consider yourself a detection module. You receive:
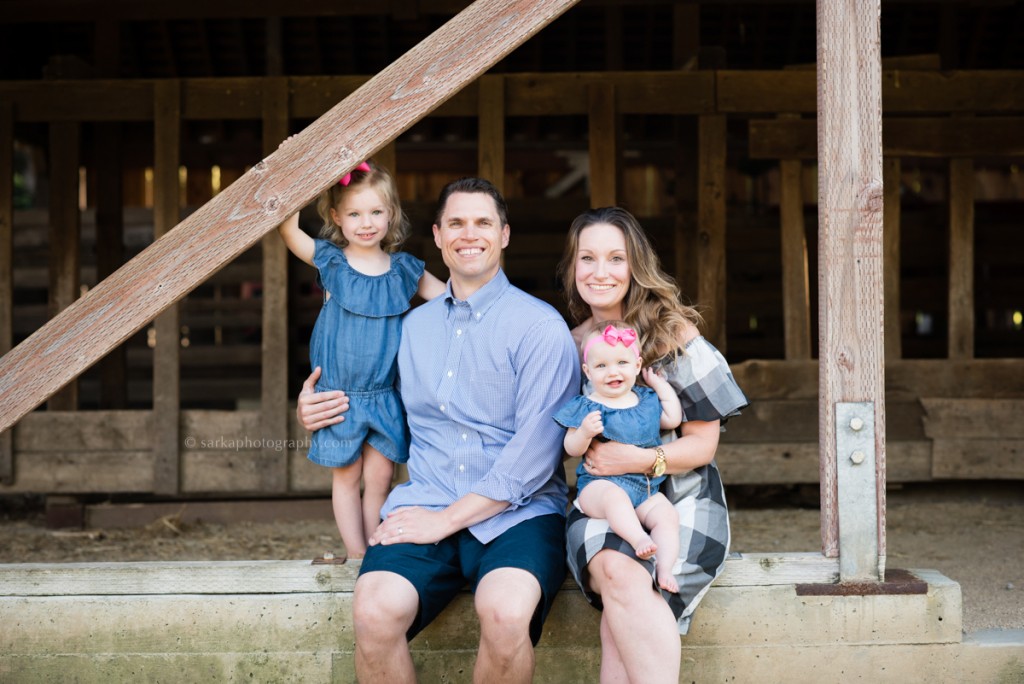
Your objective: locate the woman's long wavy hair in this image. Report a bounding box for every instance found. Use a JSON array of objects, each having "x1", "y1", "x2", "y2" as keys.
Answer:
[
  {"x1": 558, "y1": 206, "x2": 702, "y2": 366},
  {"x1": 316, "y1": 160, "x2": 410, "y2": 253}
]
